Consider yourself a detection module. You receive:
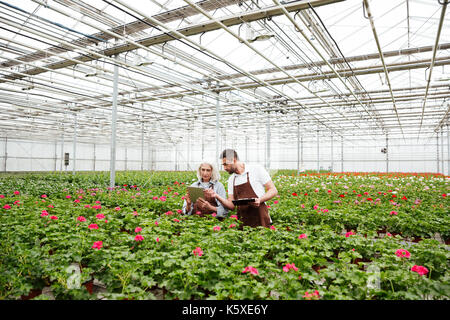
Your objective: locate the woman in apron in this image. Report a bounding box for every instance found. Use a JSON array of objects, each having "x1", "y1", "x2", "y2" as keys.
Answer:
[{"x1": 182, "y1": 162, "x2": 228, "y2": 218}]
